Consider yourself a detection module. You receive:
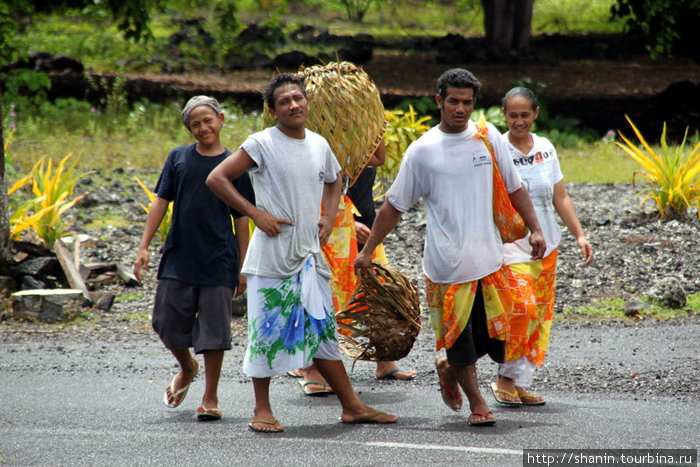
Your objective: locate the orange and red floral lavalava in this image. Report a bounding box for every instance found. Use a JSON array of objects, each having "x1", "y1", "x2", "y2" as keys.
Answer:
[
  {"x1": 425, "y1": 264, "x2": 522, "y2": 351},
  {"x1": 504, "y1": 250, "x2": 558, "y2": 366}
]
